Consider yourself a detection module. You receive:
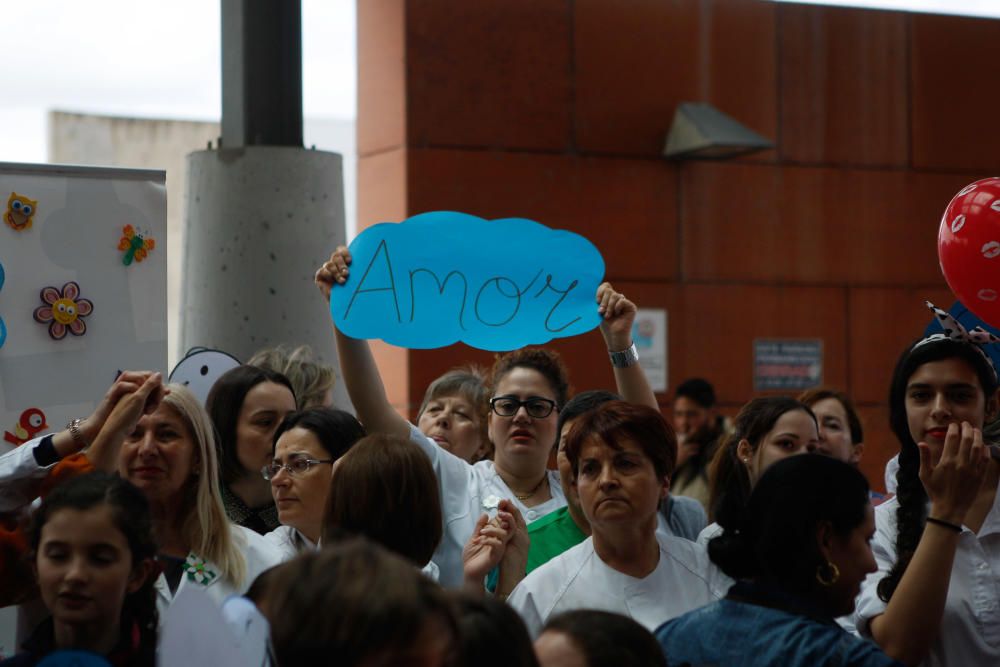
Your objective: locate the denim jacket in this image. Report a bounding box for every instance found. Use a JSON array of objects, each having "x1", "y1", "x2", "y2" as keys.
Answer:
[{"x1": 655, "y1": 581, "x2": 902, "y2": 667}]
